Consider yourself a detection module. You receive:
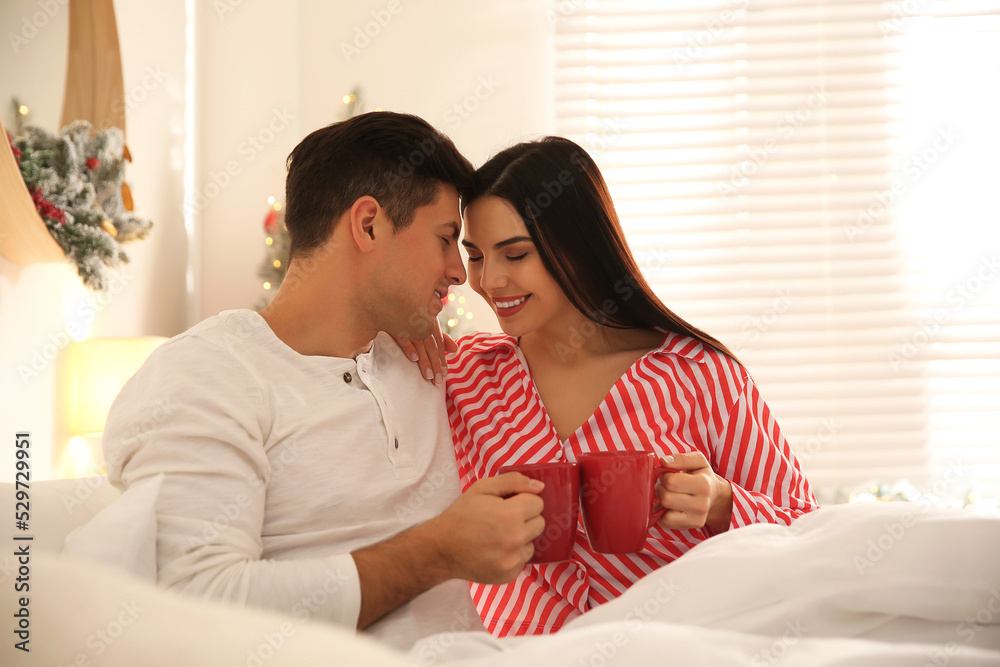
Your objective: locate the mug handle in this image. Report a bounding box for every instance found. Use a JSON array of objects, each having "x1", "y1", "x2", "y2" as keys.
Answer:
[{"x1": 647, "y1": 465, "x2": 676, "y2": 529}]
